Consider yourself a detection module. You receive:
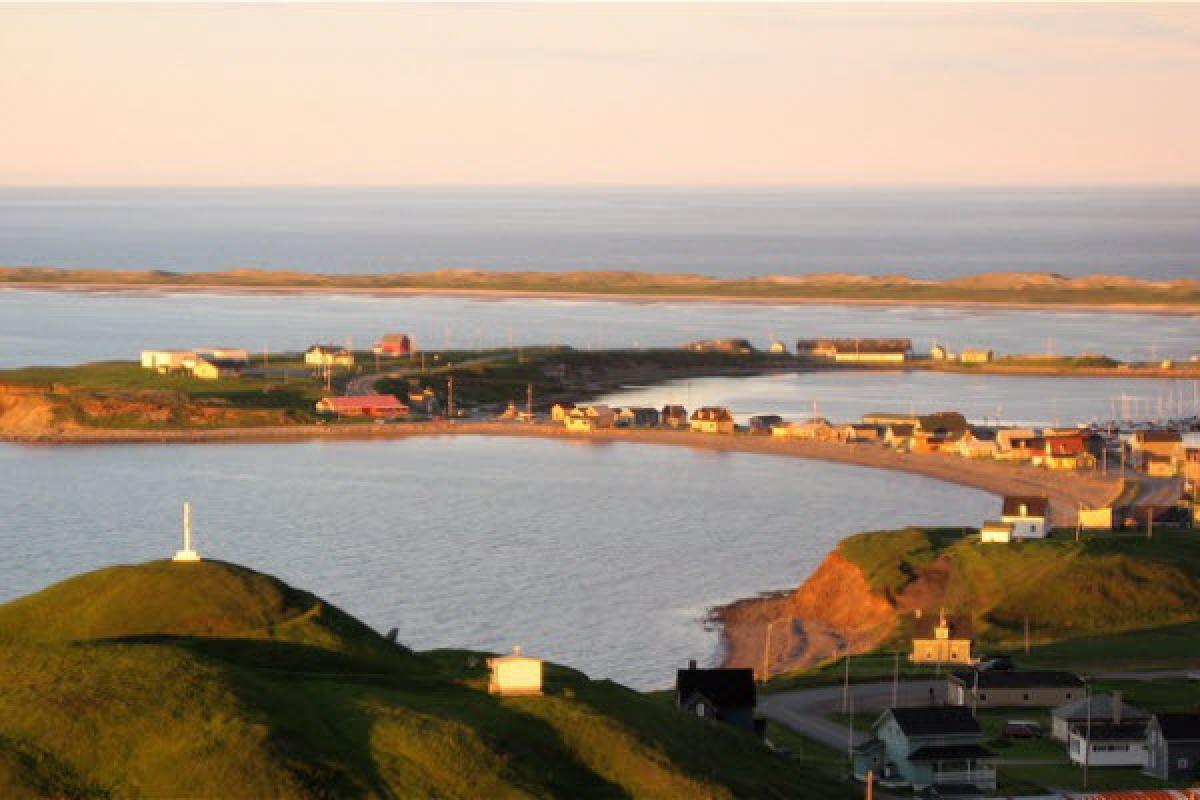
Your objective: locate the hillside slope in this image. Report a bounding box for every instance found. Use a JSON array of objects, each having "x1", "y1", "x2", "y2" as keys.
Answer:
[
  {"x1": 719, "y1": 527, "x2": 1200, "y2": 675},
  {"x1": 0, "y1": 561, "x2": 851, "y2": 799}
]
